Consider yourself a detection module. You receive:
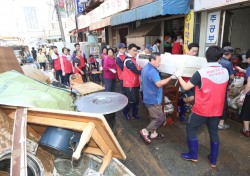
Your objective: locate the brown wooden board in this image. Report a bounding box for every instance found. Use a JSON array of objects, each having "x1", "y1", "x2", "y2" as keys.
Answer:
[
  {"x1": 72, "y1": 82, "x2": 104, "y2": 95},
  {"x1": 0, "y1": 105, "x2": 126, "y2": 160},
  {"x1": 0, "y1": 47, "x2": 23, "y2": 74}
]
